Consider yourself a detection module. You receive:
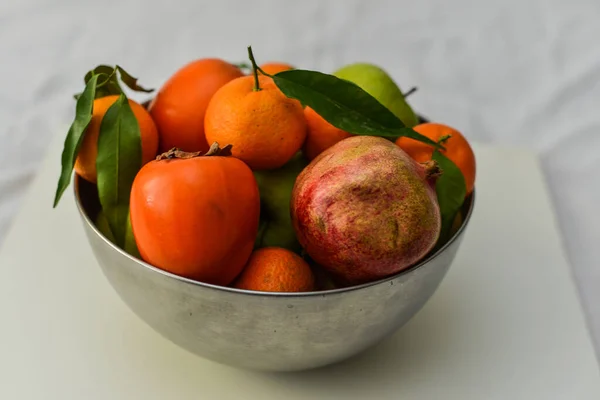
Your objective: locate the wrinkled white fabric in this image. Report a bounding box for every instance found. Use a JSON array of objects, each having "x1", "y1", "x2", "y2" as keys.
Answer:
[{"x1": 1, "y1": 0, "x2": 599, "y2": 350}]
